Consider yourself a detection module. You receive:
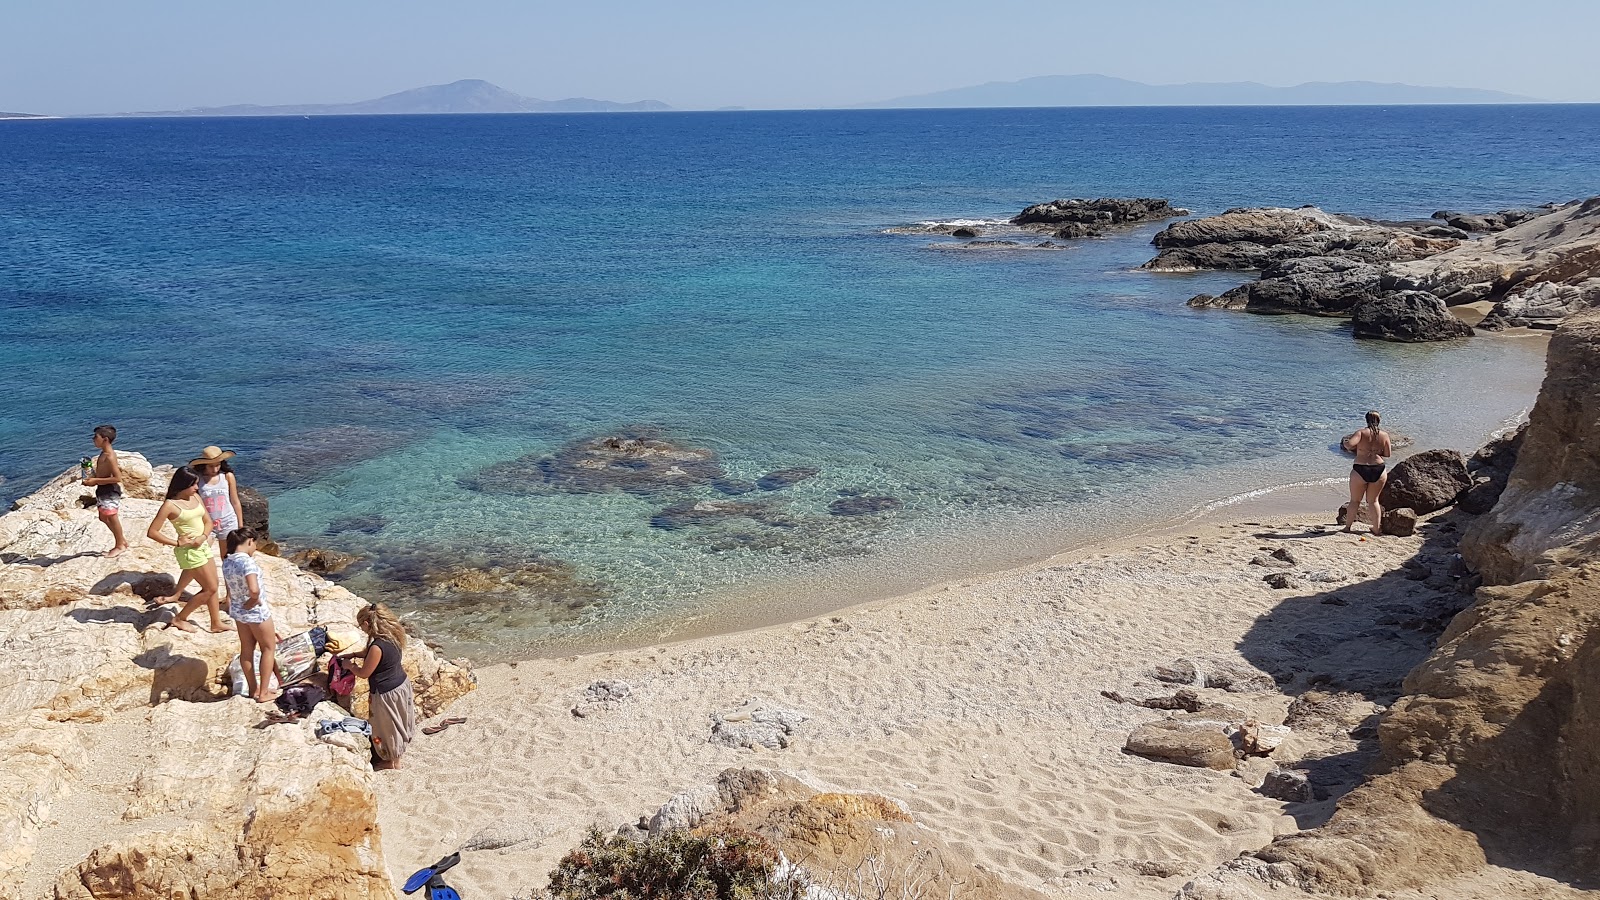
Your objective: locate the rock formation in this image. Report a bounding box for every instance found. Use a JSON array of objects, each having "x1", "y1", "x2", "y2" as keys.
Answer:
[
  {"x1": 463, "y1": 431, "x2": 724, "y2": 496},
  {"x1": 1177, "y1": 309, "x2": 1600, "y2": 897},
  {"x1": 1176, "y1": 197, "x2": 1600, "y2": 340},
  {"x1": 0, "y1": 458, "x2": 475, "y2": 896},
  {"x1": 642, "y1": 768, "x2": 1048, "y2": 899},
  {"x1": 1350, "y1": 290, "x2": 1475, "y2": 342},
  {"x1": 1012, "y1": 197, "x2": 1189, "y2": 238},
  {"x1": 1145, "y1": 206, "x2": 1459, "y2": 273},
  {"x1": 1385, "y1": 198, "x2": 1600, "y2": 317}
]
